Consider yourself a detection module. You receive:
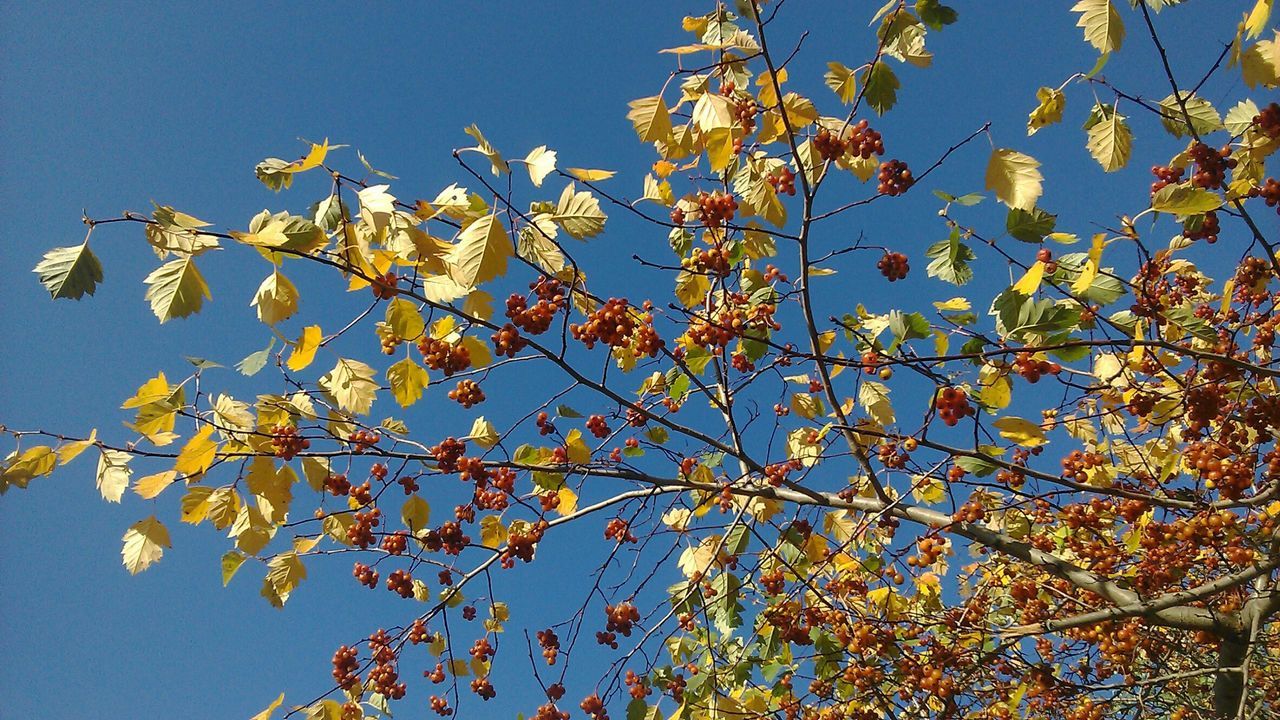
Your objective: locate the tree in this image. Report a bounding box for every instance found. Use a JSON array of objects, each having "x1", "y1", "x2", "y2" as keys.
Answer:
[{"x1": 6, "y1": 1, "x2": 1280, "y2": 718}]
